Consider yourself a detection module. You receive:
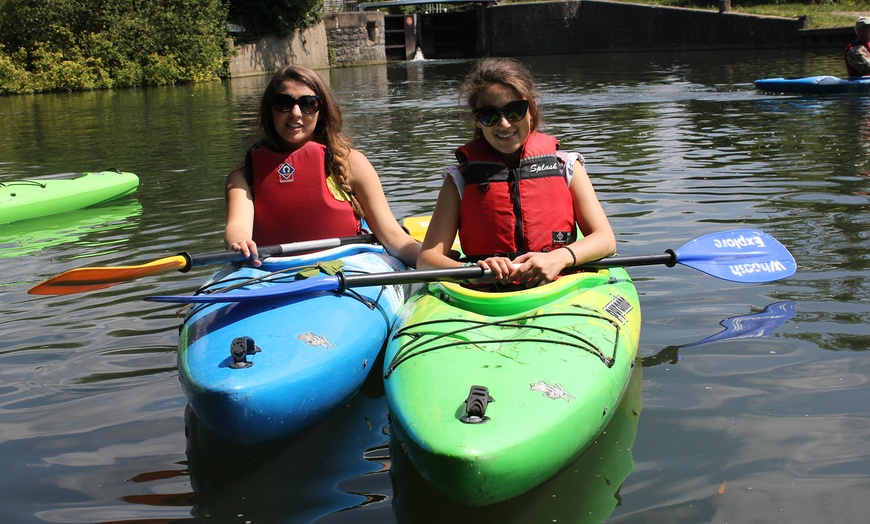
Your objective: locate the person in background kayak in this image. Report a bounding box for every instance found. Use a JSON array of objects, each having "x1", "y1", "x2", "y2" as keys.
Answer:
[
  {"x1": 418, "y1": 57, "x2": 615, "y2": 287},
  {"x1": 845, "y1": 17, "x2": 870, "y2": 77},
  {"x1": 224, "y1": 65, "x2": 420, "y2": 267}
]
